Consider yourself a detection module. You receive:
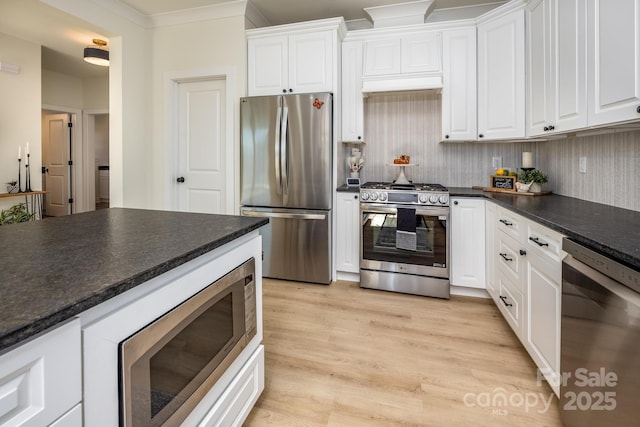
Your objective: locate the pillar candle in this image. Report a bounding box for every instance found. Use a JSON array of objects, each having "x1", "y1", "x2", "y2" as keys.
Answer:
[
  {"x1": 18, "y1": 146, "x2": 21, "y2": 160},
  {"x1": 522, "y1": 152, "x2": 533, "y2": 168}
]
